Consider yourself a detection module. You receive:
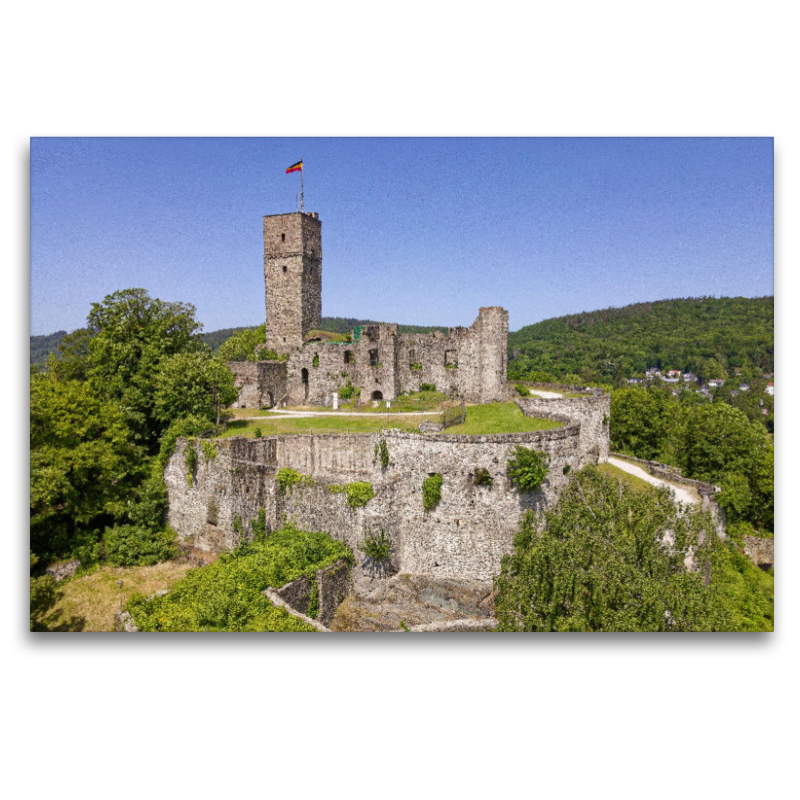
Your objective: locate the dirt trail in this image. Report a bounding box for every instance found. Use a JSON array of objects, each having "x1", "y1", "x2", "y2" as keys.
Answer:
[{"x1": 607, "y1": 457, "x2": 699, "y2": 506}]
